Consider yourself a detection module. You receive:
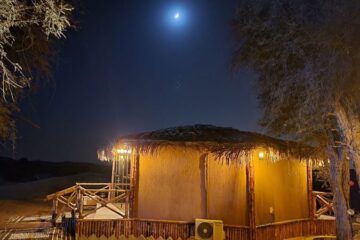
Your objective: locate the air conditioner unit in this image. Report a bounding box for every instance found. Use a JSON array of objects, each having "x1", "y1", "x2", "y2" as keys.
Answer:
[{"x1": 195, "y1": 219, "x2": 224, "y2": 240}]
